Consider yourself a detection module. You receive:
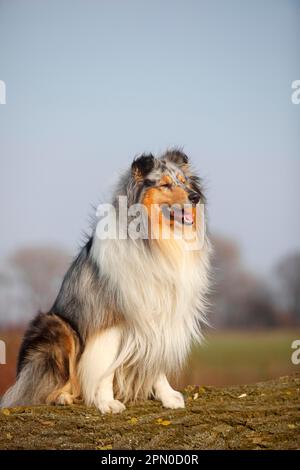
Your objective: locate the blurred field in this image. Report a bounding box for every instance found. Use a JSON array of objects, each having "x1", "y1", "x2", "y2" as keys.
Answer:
[
  {"x1": 0, "y1": 328, "x2": 300, "y2": 396},
  {"x1": 179, "y1": 329, "x2": 300, "y2": 388}
]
